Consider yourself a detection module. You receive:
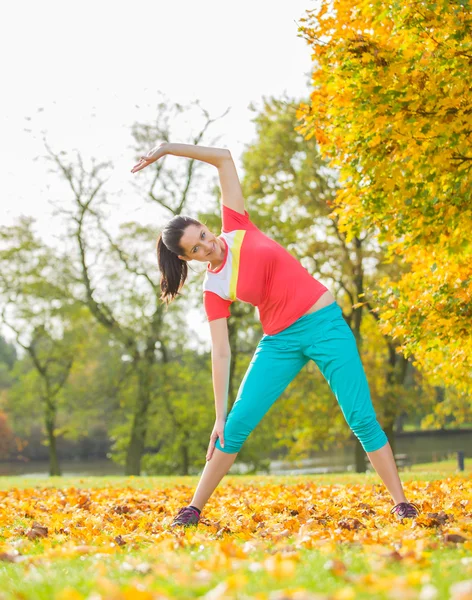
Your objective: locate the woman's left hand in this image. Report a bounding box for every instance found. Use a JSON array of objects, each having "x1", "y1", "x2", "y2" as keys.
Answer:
[
  {"x1": 131, "y1": 142, "x2": 168, "y2": 173},
  {"x1": 206, "y1": 417, "x2": 226, "y2": 461}
]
